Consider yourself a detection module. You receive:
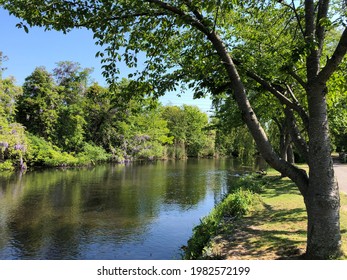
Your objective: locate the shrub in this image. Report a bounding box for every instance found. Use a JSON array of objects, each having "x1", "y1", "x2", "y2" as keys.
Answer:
[
  {"x1": 0, "y1": 160, "x2": 15, "y2": 171},
  {"x1": 25, "y1": 133, "x2": 78, "y2": 167},
  {"x1": 183, "y1": 174, "x2": 265, "y2": 260},
  {"x1": 76, "y1": 143, "x2": 110, "y2": 165}
]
